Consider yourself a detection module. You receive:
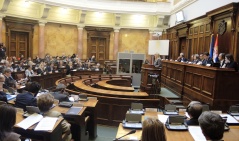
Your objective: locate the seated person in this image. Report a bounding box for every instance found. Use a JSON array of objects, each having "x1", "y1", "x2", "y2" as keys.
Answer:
[
  {"x1": 25, "y1": 65, "x2": 35, "y2": 77},
  {"x1": 37, "y1": 94, "x2": 72, "y2": 141},
  {"x1": 0, "y1": 75, "x2": 7, "y2": 102},
  {"x1": 218, "y1": 53, "x2": 226, "y2": 68},
  {"x1": 15, "y1": 81, "x2": 41, "y2": 111},
  {"x1": 3, "y1": 68, "x2": 16, "y2": 89},
  {"x1": 202, "y1": 52, "x2": 213, "y2": 66},
  {"x1": 177, "y1": 52, "x2": 187, "y2": 62},
  {"x1": 225, "y1": 54, "x2": 238, "y2": 71},
  {"x1": 0, "y1": 105, "x2": 20, "y2": 141},
  {"x1": 186, "y1": 101, "x2": 202, "y2": 125},
  {"x1": 198, "y1": 111, "x2": 224, "y2": 141},
  {"x1": 141, "y1": 118, "x2": 166, "y2": 141},
  {"x1": 66, "y1": 61, "x2": 74, "y2": 75},
  {"x1": 154, "y1": 53, "x2": 162, "y2": 67}
]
